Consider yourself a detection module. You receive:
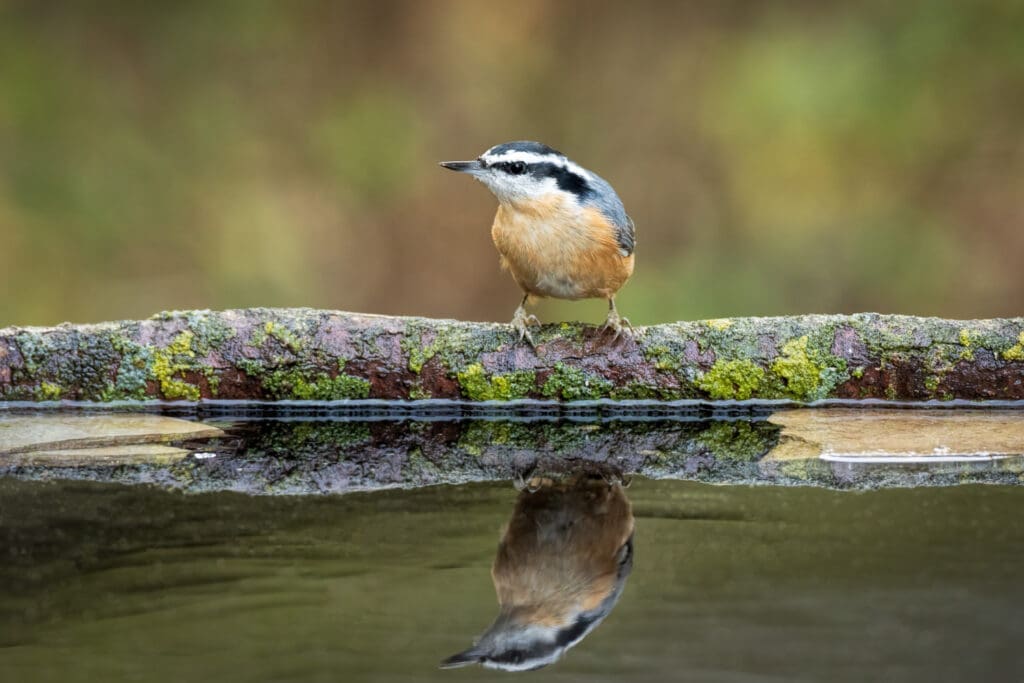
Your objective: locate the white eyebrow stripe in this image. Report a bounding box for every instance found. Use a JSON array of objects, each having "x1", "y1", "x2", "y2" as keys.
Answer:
[
  {"x1": 483, "y1": 150, "x2": 556, "y2": 165},
  {"x1": 481, "y1": 151, "x2": 594, "y2": 181}
]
